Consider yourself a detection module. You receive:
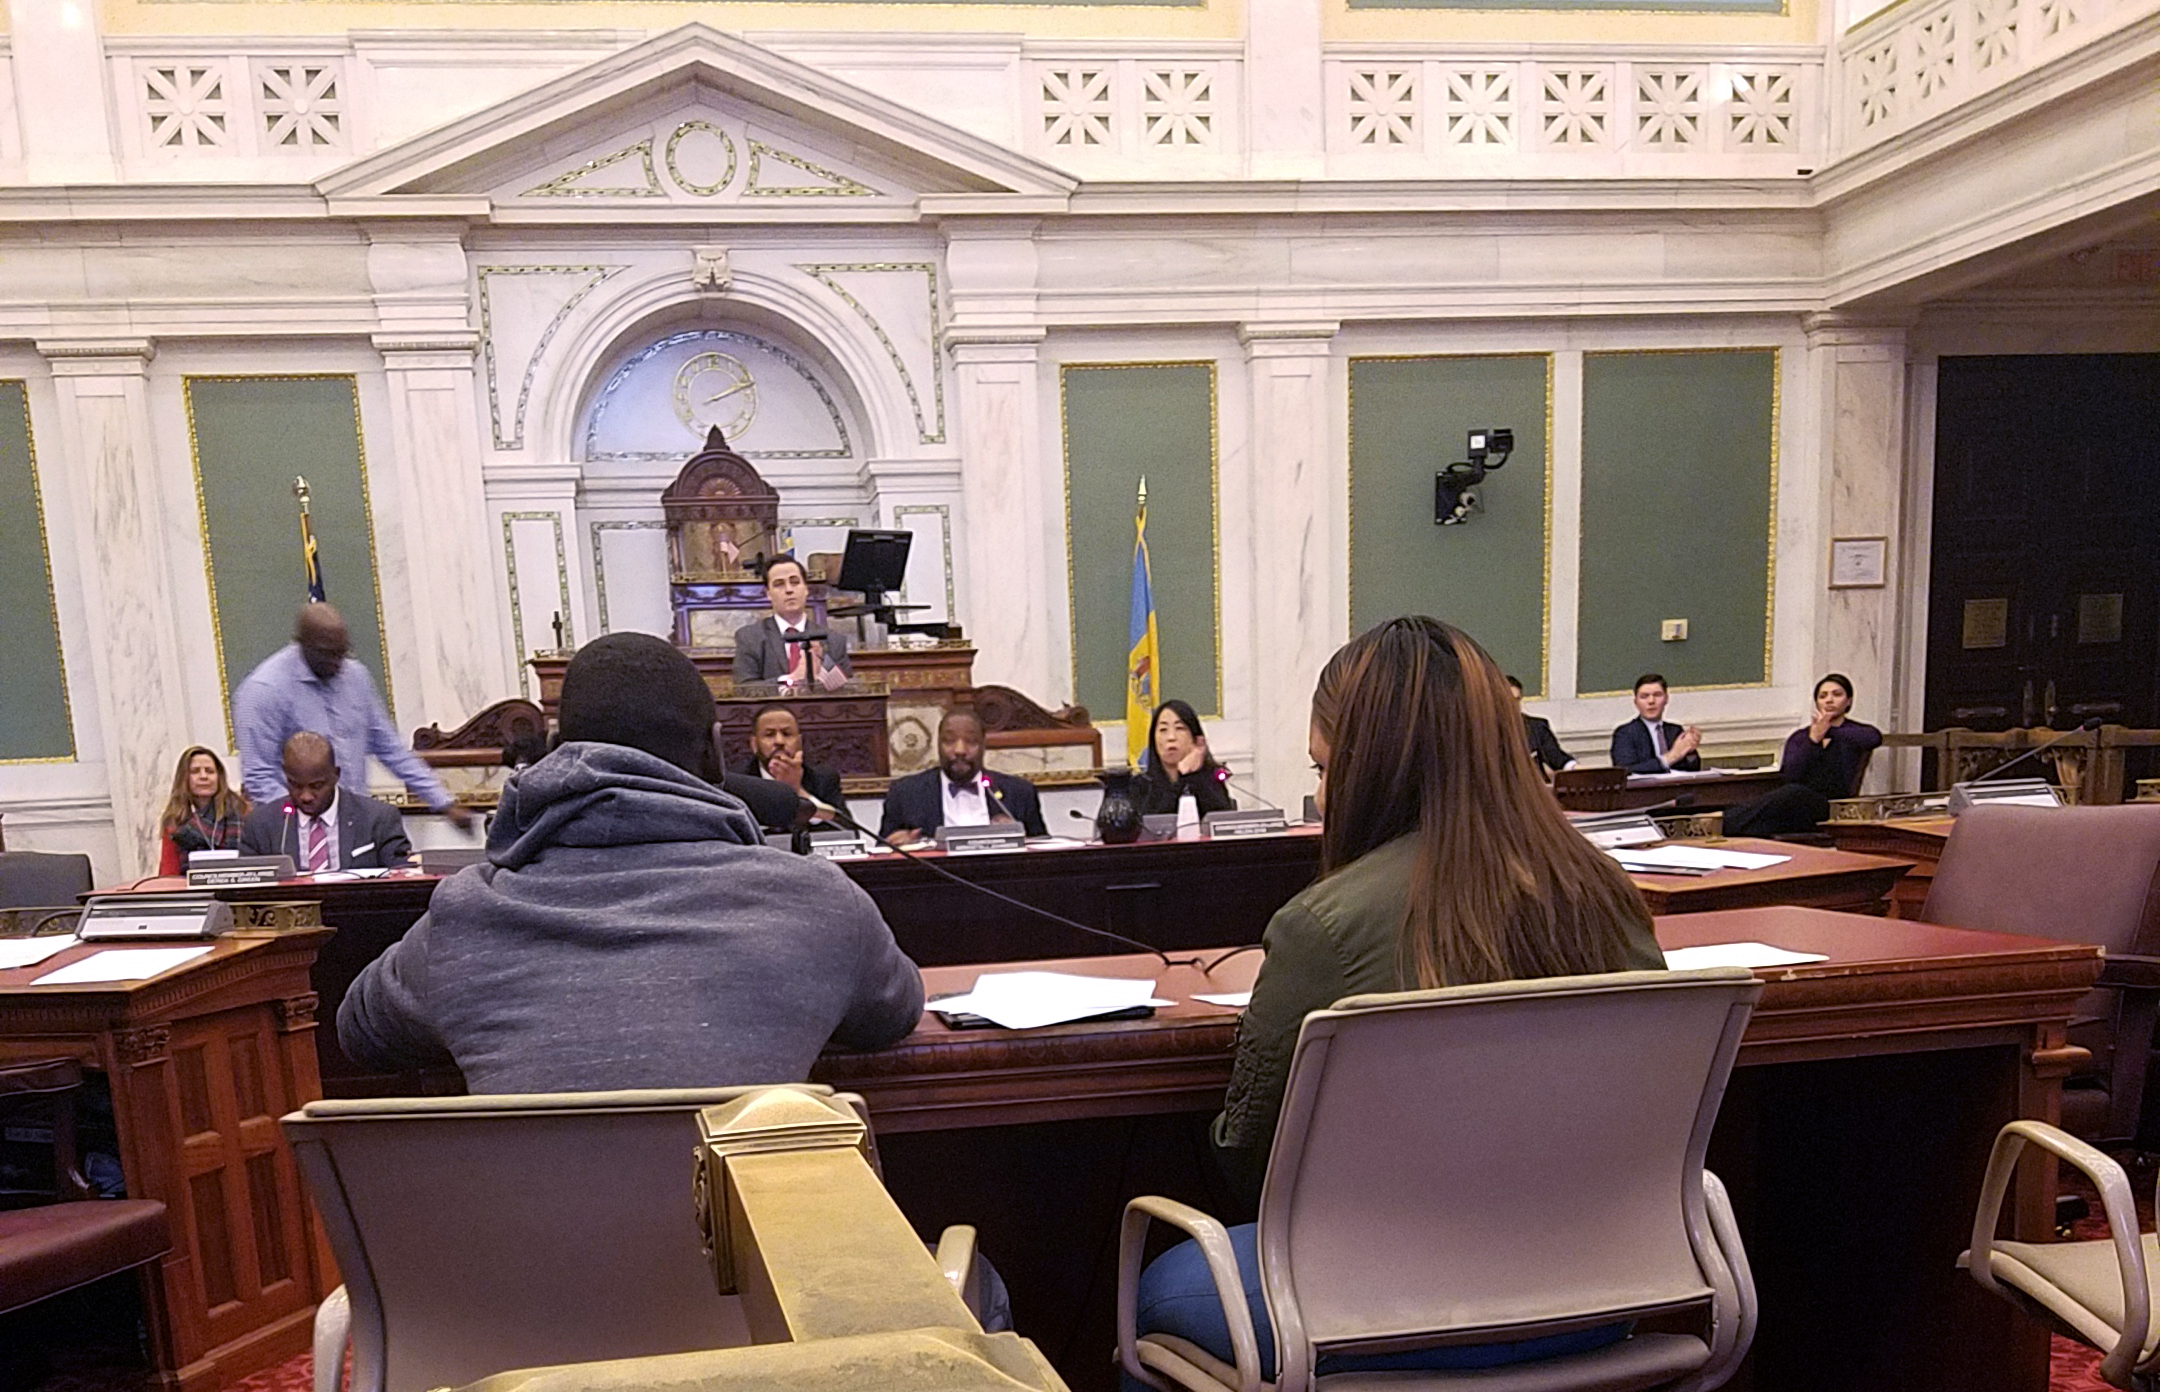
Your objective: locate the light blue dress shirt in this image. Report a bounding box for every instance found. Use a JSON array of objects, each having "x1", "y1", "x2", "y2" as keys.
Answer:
[{"x1": 232, "y1": 643, "x2": 452, "y2": 810}]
